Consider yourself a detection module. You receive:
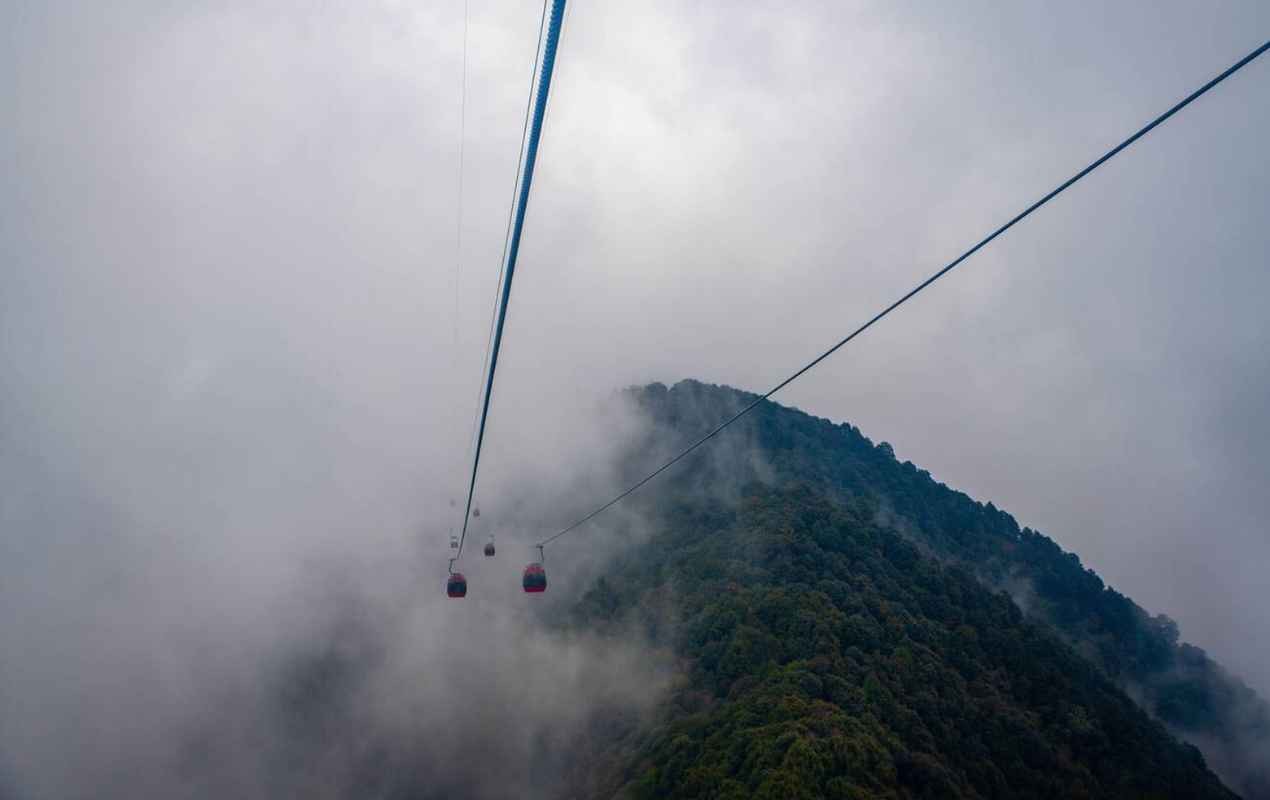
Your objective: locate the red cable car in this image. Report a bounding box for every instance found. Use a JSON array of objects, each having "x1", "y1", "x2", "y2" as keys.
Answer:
[
  {"x1": 447, "y1": 572, "x2": 467, "y2": 598},
  {"x1": 522, "y1": 562, "x2": 546, "y2": 593}
]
